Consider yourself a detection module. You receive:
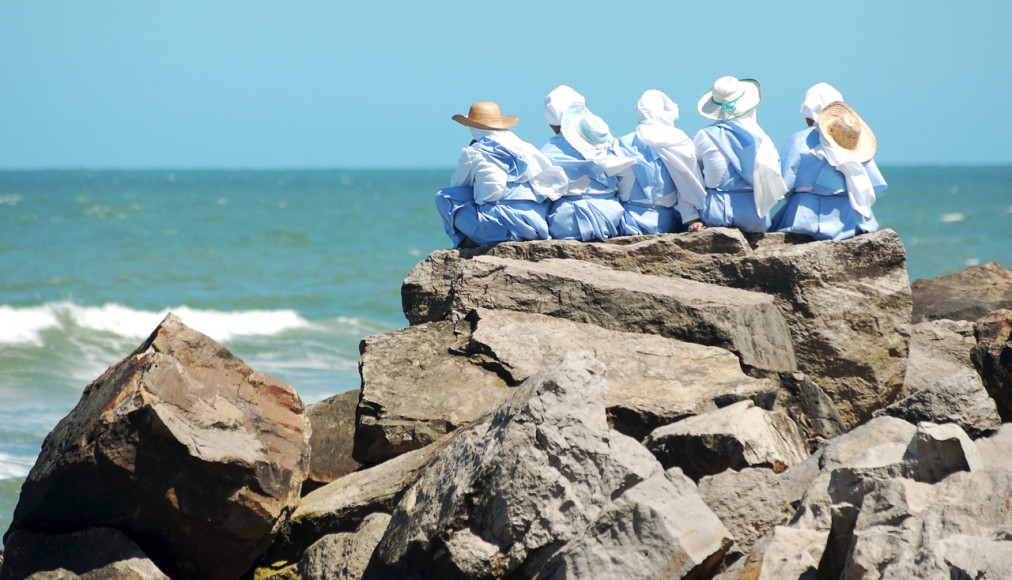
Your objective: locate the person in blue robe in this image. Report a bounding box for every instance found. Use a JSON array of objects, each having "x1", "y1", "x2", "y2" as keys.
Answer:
[
  {"x1": 693, "y1": 77, "x2": 787, "y2": 233},
  {"x1": 540, "y1": 96, "x2": 636, "y2": 241},
  {"x1": 615, "y1": 90, "x2": 708, "y2": 234},
  {"x1": 435, "y1": 101, "x2": 566, "y2": 248},
  {"x1": 771, "y1": 87, "x2": 887, "y2": 241}
]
